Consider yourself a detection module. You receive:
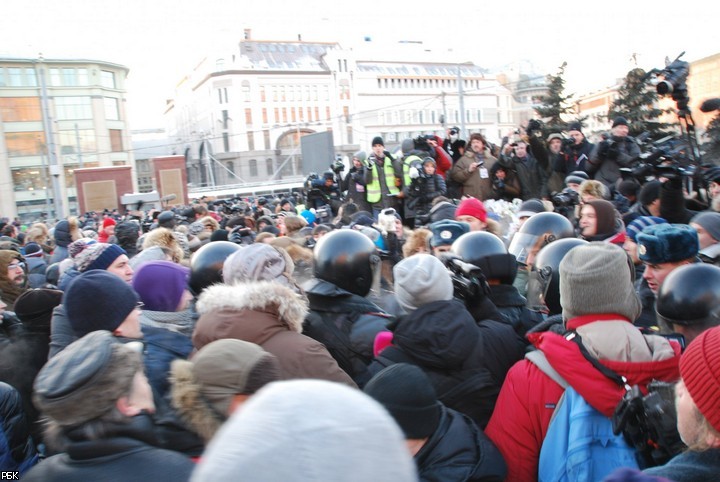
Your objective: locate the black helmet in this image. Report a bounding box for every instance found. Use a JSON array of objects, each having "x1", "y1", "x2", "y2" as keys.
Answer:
[
  {"x1": 656, "y1": 263, "x2": 720, "y2": 327},
  {"x1": 313, "y1": 229, "x2": 380, "y2": 297},
  {"x1": 509, "y1": 212, "x2": 575, "y2": 266},
  {"x1": 189, "y1": 241, "x2": 242, "y2": 295},
  {"x1": 451, "y1": 231, "x2": 517, "y2": 284},
  {"x1": 527, "y1": 238, "x2": 588, "y2": 315},
  {"x1": 157, "y1": 210, "x2": 176, "y2": 229}
]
